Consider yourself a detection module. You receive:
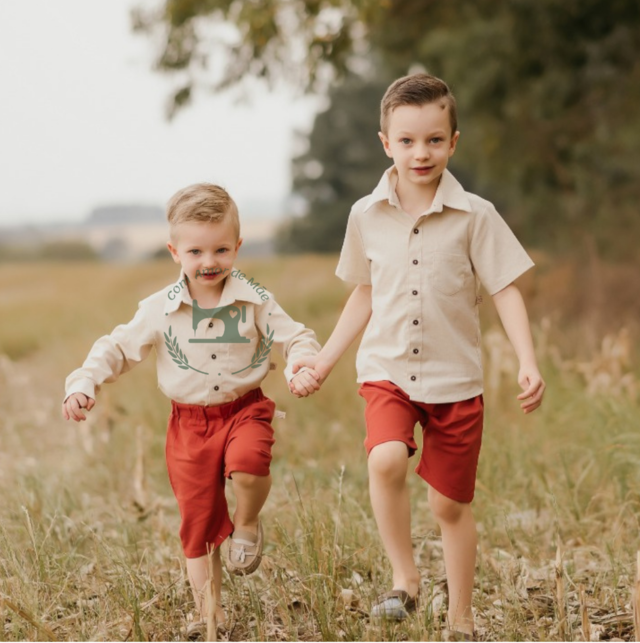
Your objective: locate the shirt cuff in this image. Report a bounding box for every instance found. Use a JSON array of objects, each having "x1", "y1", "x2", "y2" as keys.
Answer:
[{"x1": 64, "y1": 378, "x2": 97, "y2": 404}]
